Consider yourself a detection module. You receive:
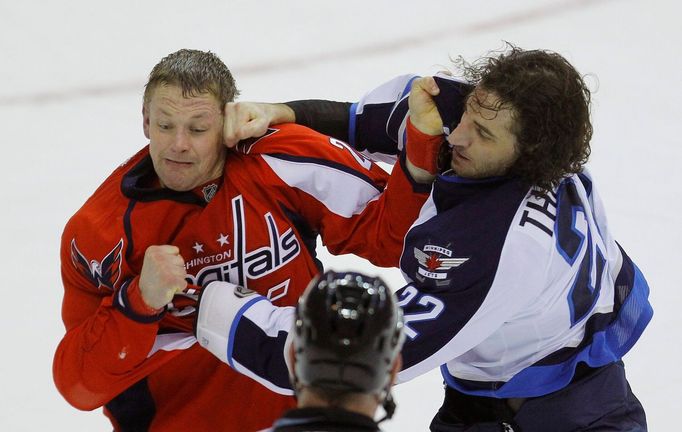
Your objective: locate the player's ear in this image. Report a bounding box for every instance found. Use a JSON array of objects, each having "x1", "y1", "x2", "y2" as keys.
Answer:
[{"x1": 143, "y1": 104, "x2": 150, "y2": 139}]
